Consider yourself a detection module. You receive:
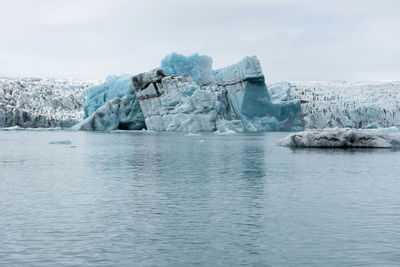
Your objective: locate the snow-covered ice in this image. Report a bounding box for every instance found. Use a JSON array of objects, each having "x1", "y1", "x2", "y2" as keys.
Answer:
[{"x1": 280, "y1": 128, "x2": 400, "y2": 148}]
